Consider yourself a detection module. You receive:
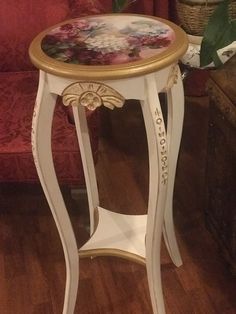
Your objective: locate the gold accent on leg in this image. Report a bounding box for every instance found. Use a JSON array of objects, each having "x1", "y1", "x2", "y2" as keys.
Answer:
[
  {"x1": 153, "y1": 105, "x2": 168, "y2": 185},
  {"x1": 165, "y1": 64, "x2": 179, "y2": 91}
]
